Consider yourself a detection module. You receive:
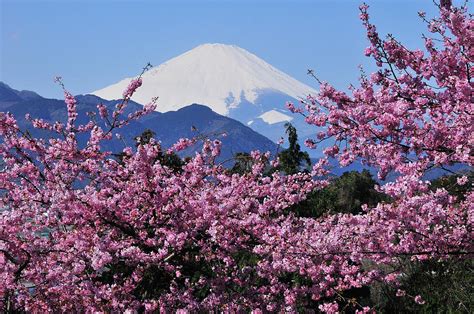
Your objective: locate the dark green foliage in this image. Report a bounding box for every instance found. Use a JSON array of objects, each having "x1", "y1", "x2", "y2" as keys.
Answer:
[
  {"x1": 430, "y1": 170, "x2": 473, "y2": 201},
  {"x1": 116, "y1": 129, "x2": 184, "y2": 172},
  {"x1": 133, "y1": 264, "x2": 175, "y2": 300},
  {"x1": 97, "y1": 260, "x2": 135, "y2": 286},
  {"x1": 230, "y1": 152, "x2": 254, "y2": 175},
  {"x1": 277, "y1": 123, "x2": 311, "y2": 175},
  {"x1": 230, "y1": 123, "x2": 310, "y2": 176},
  {"x1": 371, "y1": 259, "x2": 474, "y2": 313},
  {"x1": 291, "y1": 170, "x2": 388, "y2": 218},
  {"x1": 229, "y1": 152, "x2": 275, "y2": 176},
  {"x1": 134, "y1": 128, "x2": 155, "y2": 146}
]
